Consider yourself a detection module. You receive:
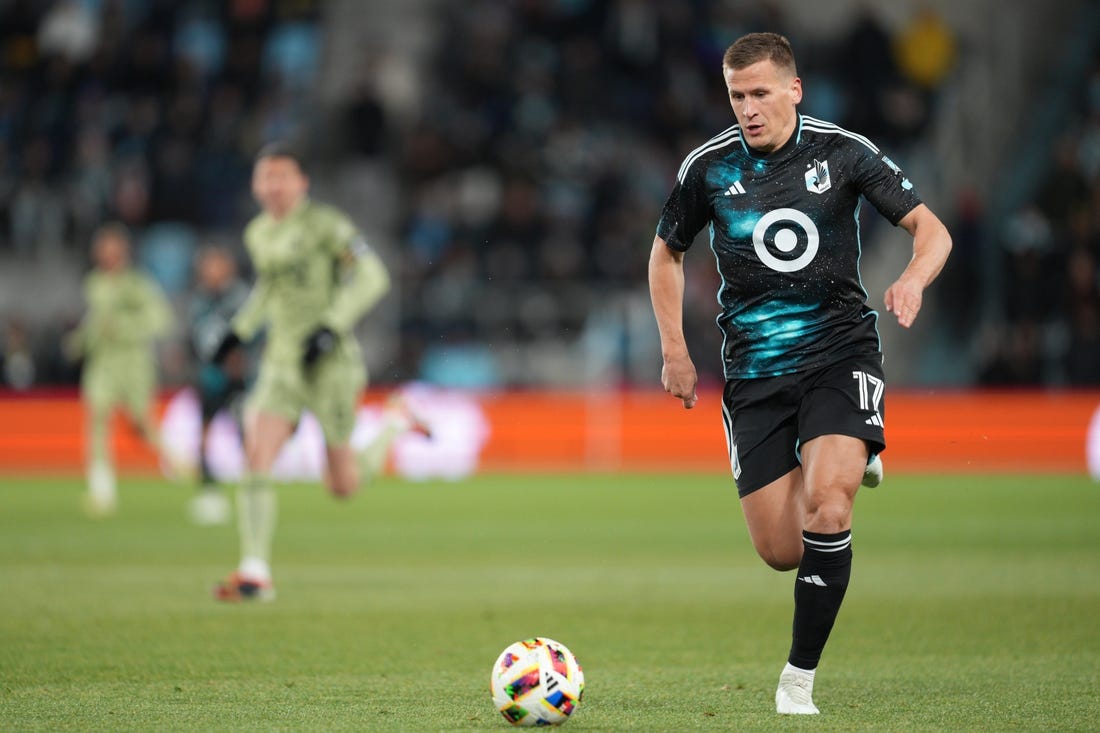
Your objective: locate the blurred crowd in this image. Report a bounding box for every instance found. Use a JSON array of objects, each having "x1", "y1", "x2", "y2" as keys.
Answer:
[
  {"x1": 390, "y1": 0, "x2": 949, "y2": 386},
  {"x1": 975, "y1": 54, "x2": 1100, "y2": 386},
  {"x1": 0, "y1": 0, "x2": 322, "y2": 388},
  {"x1": 3, "y1": 0, "x2": 1094, "y2": 391}
]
